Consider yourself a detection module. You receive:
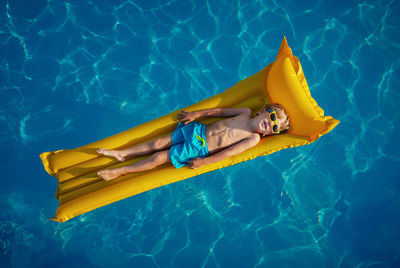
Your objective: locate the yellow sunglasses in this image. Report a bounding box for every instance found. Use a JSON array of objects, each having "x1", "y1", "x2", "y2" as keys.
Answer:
[{"x1": 266, "y1": 109, "x2": 280, "y2": 134}]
